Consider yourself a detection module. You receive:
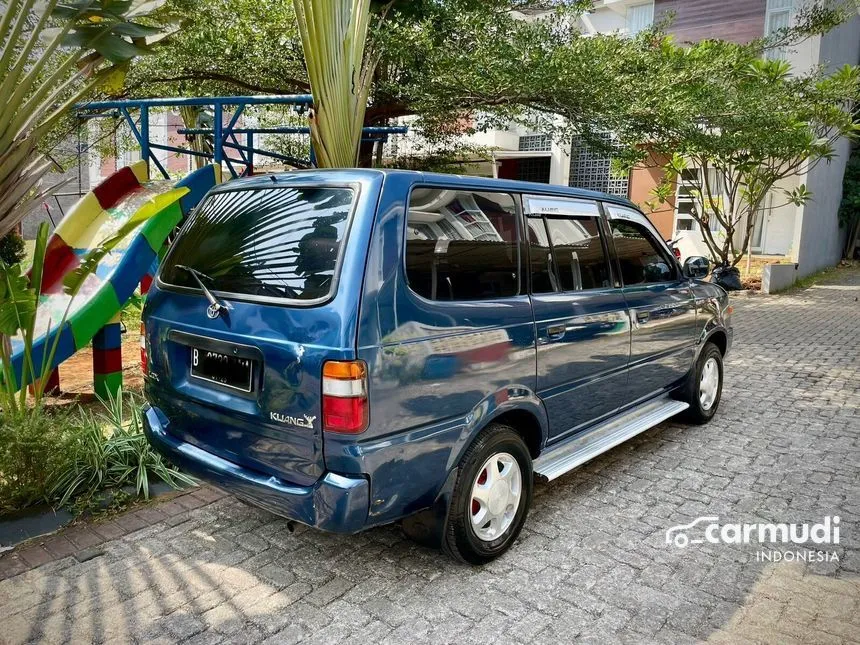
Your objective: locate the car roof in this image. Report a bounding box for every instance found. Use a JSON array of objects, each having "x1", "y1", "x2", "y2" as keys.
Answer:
[{"x1": 207, "y1": 168, "x2": 639, "y2": 210}]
